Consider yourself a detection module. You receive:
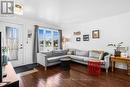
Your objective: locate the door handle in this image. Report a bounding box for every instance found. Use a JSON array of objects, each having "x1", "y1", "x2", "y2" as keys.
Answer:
[{"x1": 19, "y1": 43, "x2": 23, "y2": 49}]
